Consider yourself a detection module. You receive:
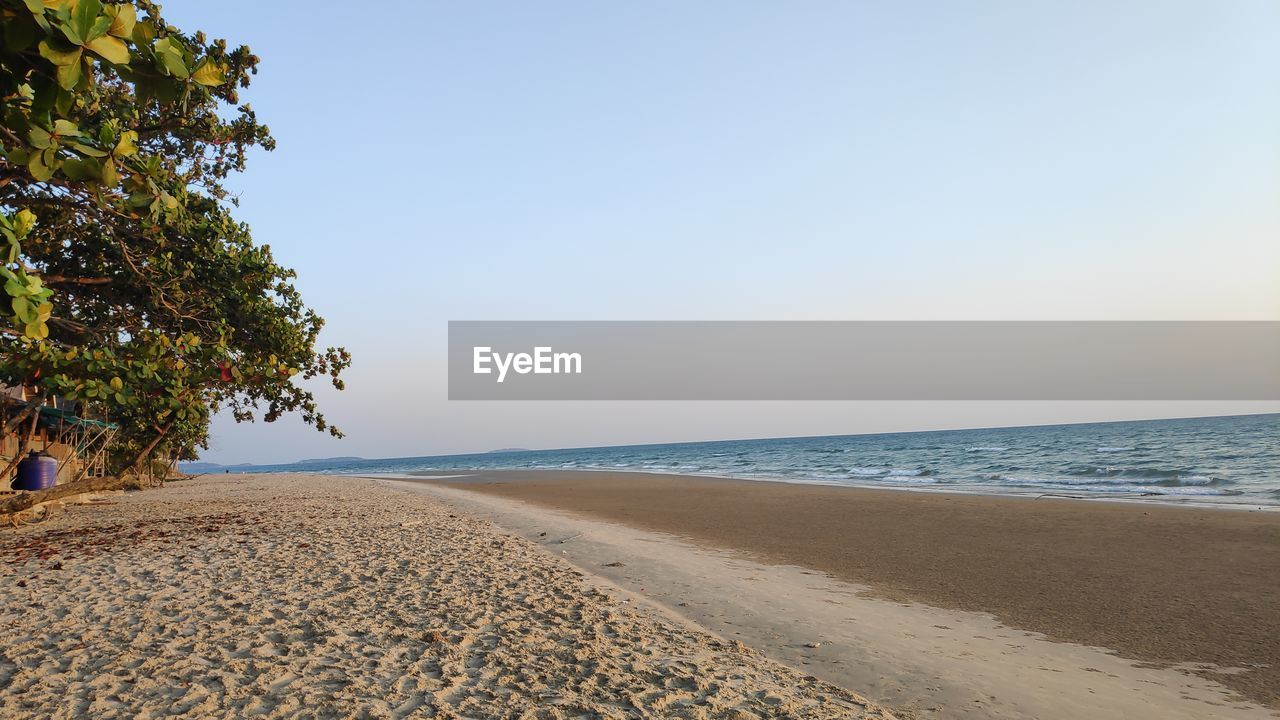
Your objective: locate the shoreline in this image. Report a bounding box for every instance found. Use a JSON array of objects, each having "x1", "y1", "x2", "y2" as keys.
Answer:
[
  {"x1": 387, "y1": 476, "x2": 1276, "y2": 720},
  {"x1": 415, "y1": 469, "x2": 1280, "y2": 709},
  {"x1": 360, "y1": 468, "x2": 1280, "y2": 512}
]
